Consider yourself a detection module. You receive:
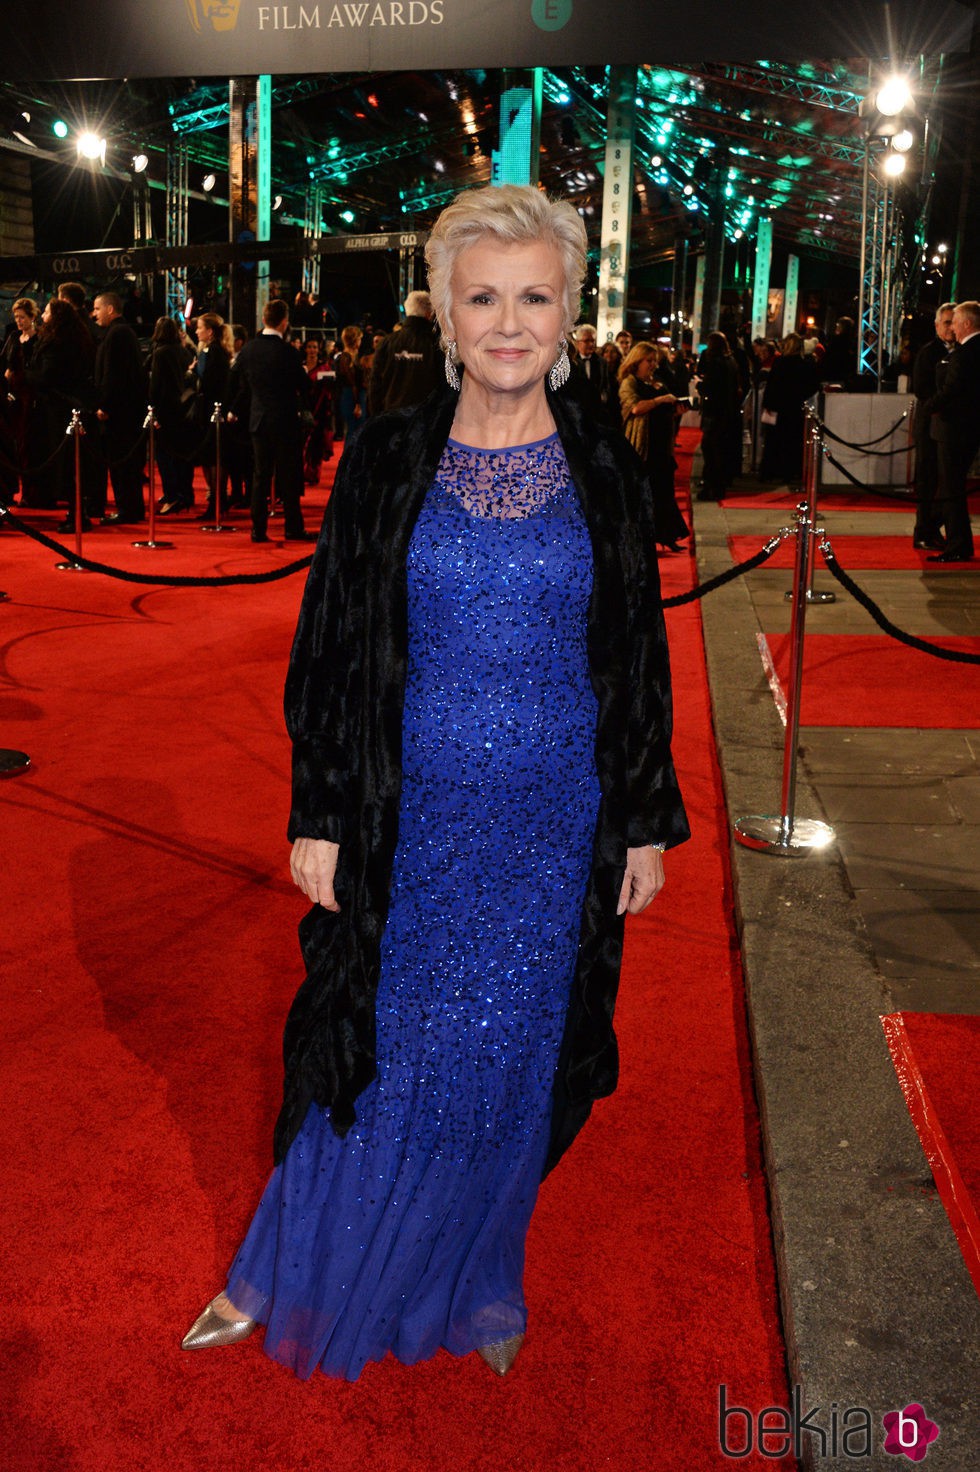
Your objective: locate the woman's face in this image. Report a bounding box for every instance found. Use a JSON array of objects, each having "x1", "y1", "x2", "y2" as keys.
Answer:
[
  {"x1": 305, "y1": 341, "x2": 319, "y2": 367},
  {"x1": 13, "y1": 309, "x2": 33, "y2": 334},
  {"x1": 450, "y1": 237, "x2": 565, "y2": 399},
  {"x1": 634, "y1": 353, "x2": 656, "y2": 382},
  {"x1": 42, "y1": 302, "x2": 52, "y2": 325},
  {"x1": 196, "y1": 319, "x2": 213, "y2": 346}
]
